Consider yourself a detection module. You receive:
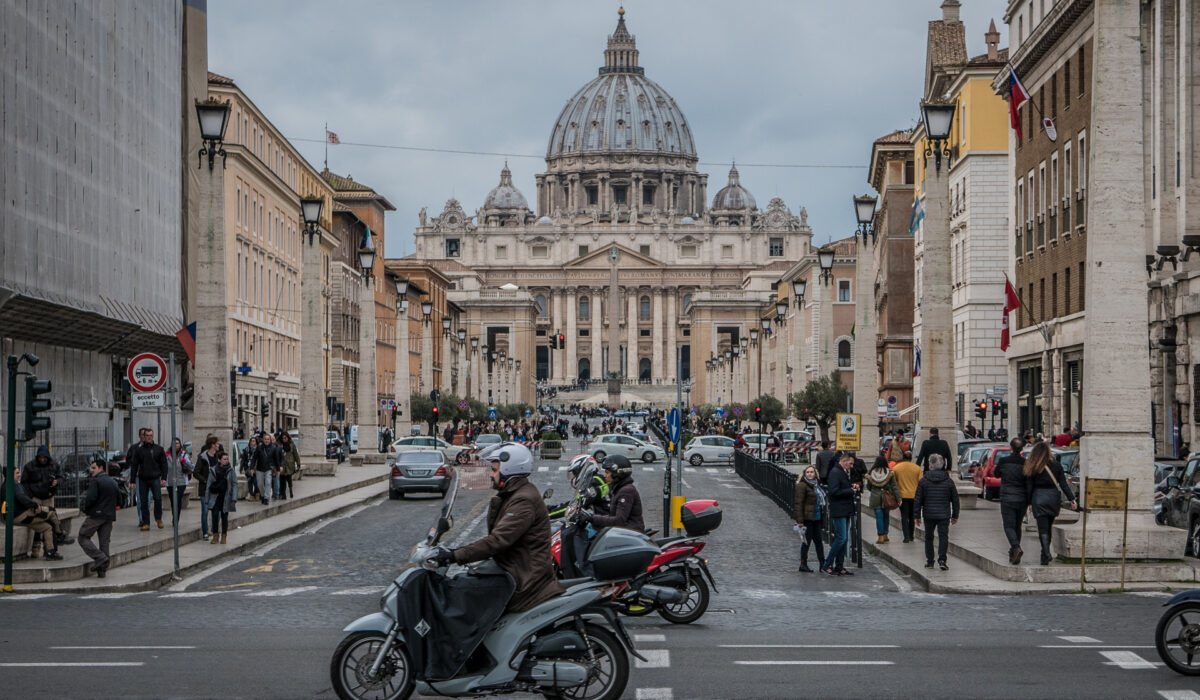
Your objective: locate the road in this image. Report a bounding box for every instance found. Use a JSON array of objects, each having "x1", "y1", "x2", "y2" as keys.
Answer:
[{"x1": 0, "y1": 426, "x2": 1191, "y2": 699}]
